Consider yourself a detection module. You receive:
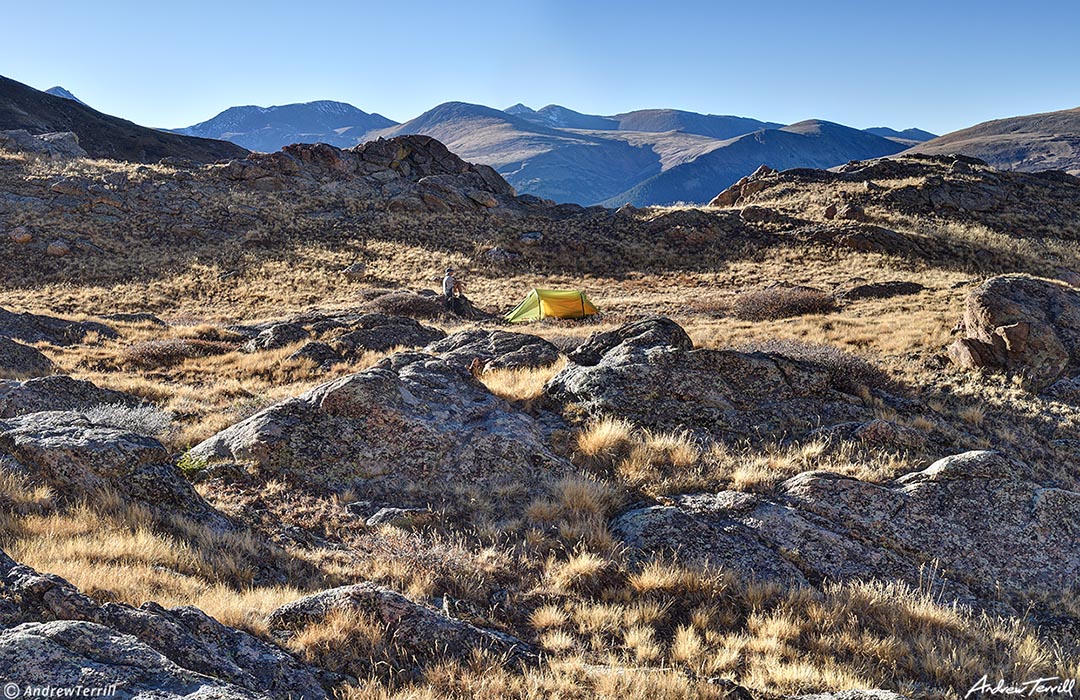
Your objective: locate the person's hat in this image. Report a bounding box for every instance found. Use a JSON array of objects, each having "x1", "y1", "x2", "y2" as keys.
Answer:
[{"x1": 445, "y1": 267, "x2": 453, "y2": 273}]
